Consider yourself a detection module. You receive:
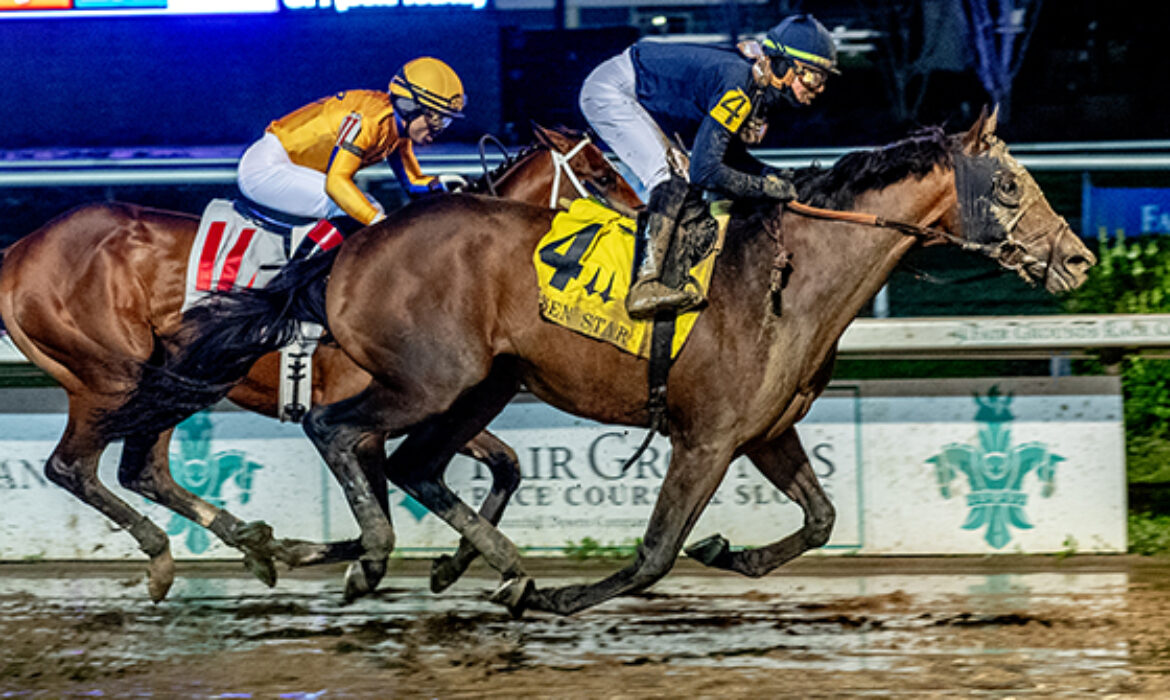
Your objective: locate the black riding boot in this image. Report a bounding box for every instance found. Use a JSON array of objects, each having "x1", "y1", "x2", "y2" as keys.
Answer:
[{"x1": 626, "y1": 179, "x2": 705, "y2": 319}]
